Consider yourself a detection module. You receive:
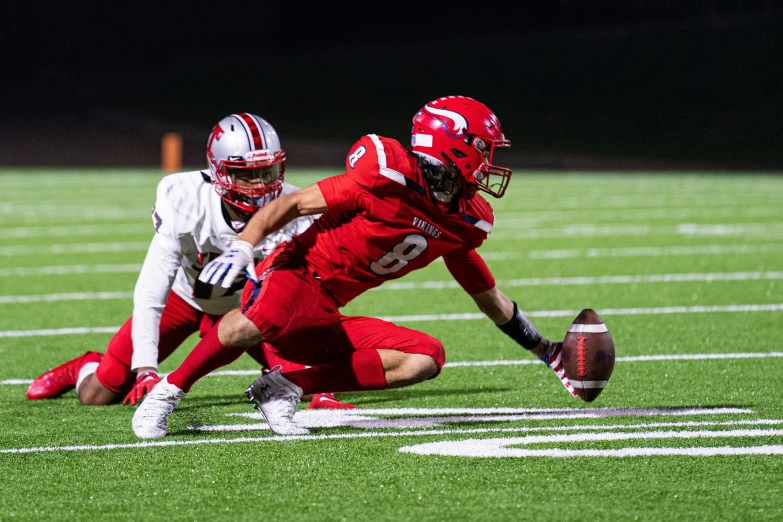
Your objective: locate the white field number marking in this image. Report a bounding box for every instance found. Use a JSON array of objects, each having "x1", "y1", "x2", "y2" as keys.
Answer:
[
  {"x1": 200, "y1": 407, "x2": 752, "y2": 432},
  {"x1": 5, "y1": 412, "x2": 783, "y2": 455},
  {"x1": 399, "y1": 428, "x2": 783, "y2": 458}
]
